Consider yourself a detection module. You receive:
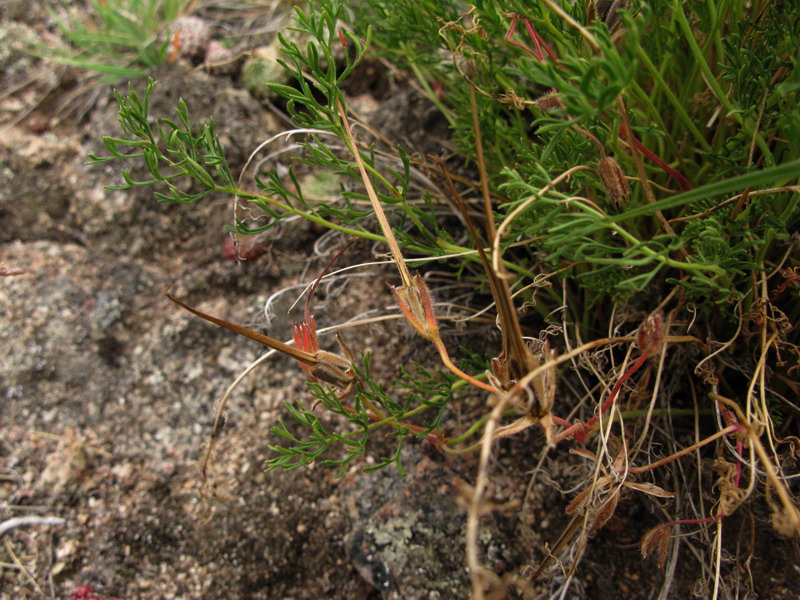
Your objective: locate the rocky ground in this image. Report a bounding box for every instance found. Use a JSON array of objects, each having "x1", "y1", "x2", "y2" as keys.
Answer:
[{"x1": 2, "y1": 2, "x2": 798, "y2": 599}]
